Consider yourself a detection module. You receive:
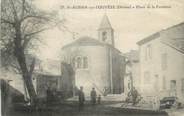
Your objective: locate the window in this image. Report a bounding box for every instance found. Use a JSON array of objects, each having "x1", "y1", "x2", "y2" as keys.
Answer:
[
  {"x1": 73, "y1": 56, "x2": 88, "y2": 69},
  {"x1": 145, "y1": 44, "x2": 152, "y2": 60},
  {"x1": 76, "y1": 57, "x2": 82, "y2": 68},
  {"x1": 170, "y1": 80, "x2": 176, "y2": 90},
  {"x1": 102, "y1": 31, "x2": 107, "y2": 41},
  {"x1": 155, "y1": 75, "x2": 159, "y2": 91},
  {"x1": 147, "y1": 44, "x2": 152, "y2": 59},
  {"x1": 161, "y1": 53, "x2": 167, "y2": 70},
  {"x1": 162, "y1": 76, "x2": 166, "y2": 90},
  {"x1": 144, "y1": 71, "x2": 150, "y2": 84},
  {"x1": 170, "y1": 80, "x2": 177, "y2": 96}
]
